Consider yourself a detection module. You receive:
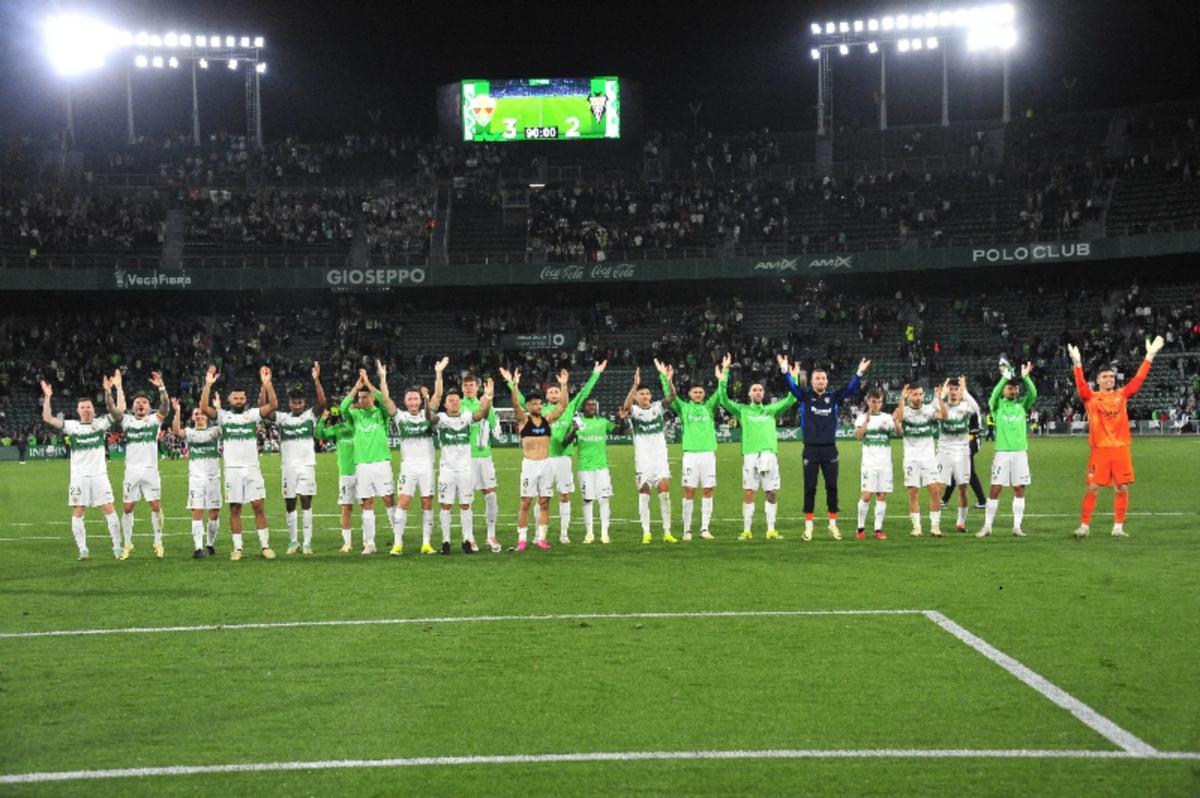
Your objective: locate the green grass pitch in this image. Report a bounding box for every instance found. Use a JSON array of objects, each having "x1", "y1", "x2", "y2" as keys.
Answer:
[{"x1": 1, "y1": 437, "x2": 1198, "y2": 795}]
